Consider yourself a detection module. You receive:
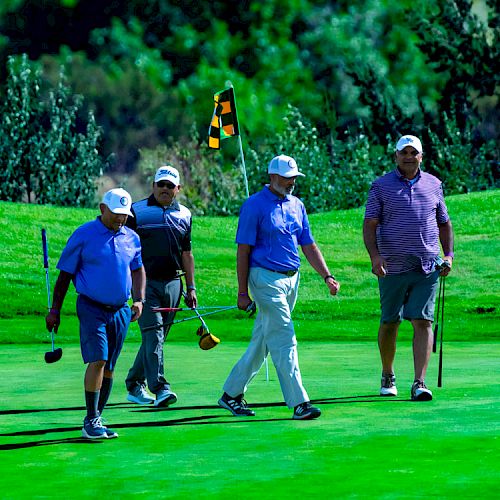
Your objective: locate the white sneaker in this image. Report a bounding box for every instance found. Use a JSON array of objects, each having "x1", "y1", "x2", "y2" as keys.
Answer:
[
  {"x1": 380, "y1": 373, "x2": 398, "y2": 396},
  {"x1": 127, "y1": 384, "x2": 155, "y2": 405},
  {"x1": 154, "y1": 389, "x2": 178, "y2": 408},
  {"x1": 411, "y1": 380, "x2": 433, "y2": 401}
]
